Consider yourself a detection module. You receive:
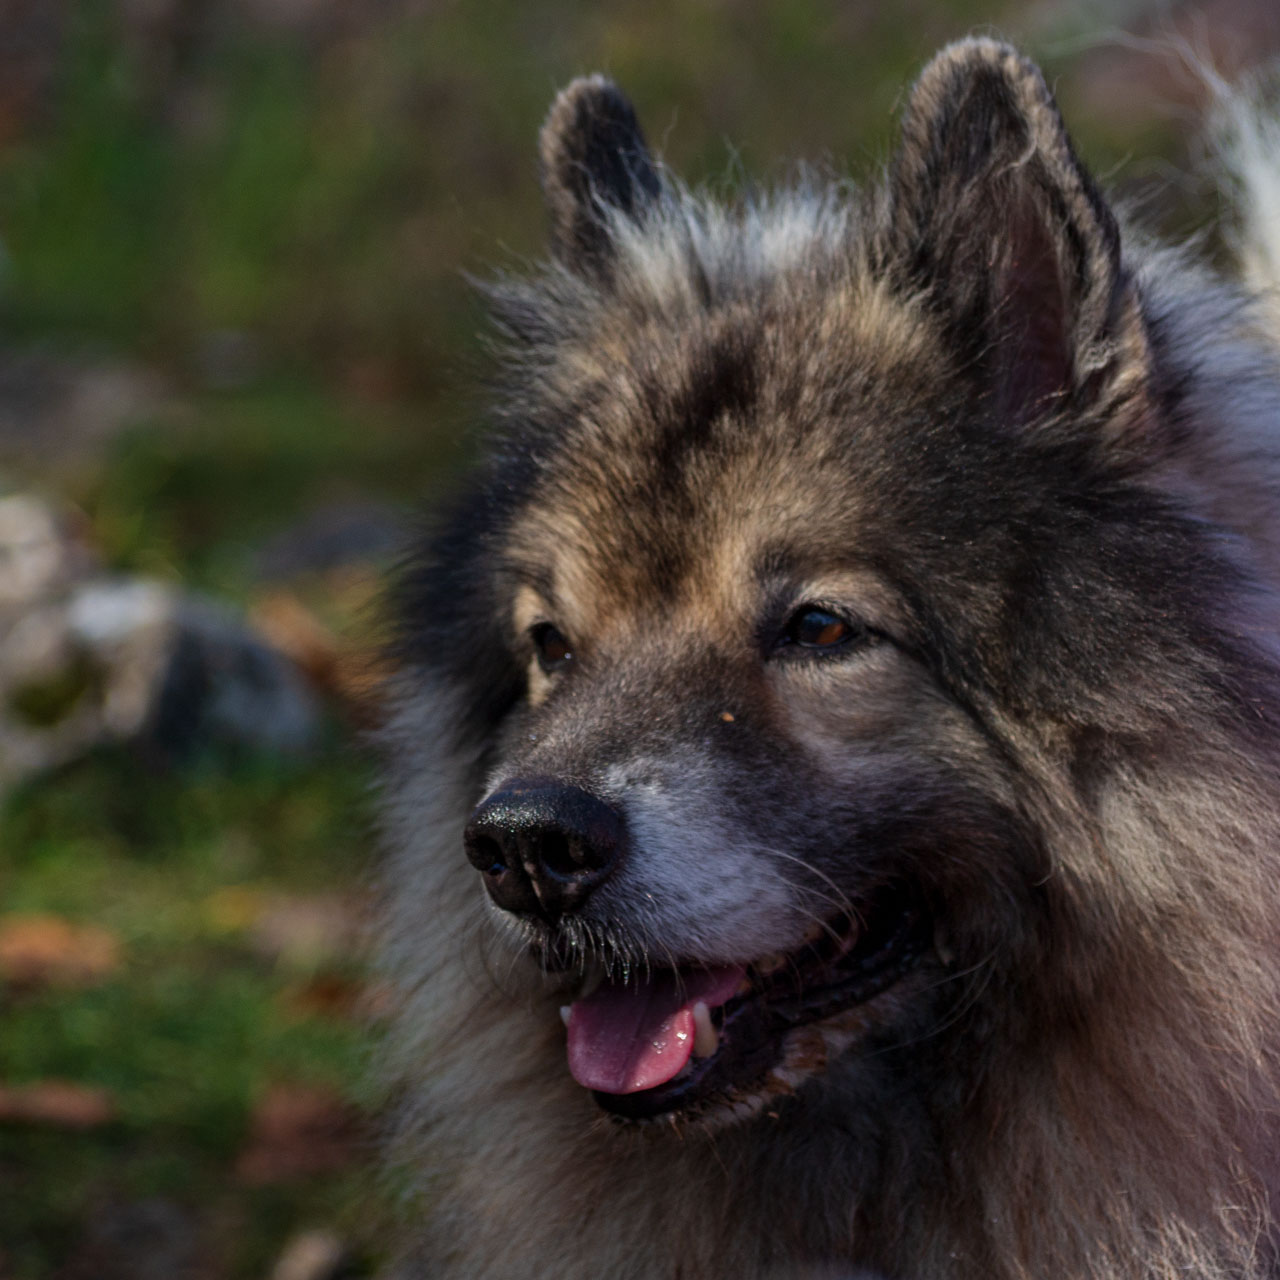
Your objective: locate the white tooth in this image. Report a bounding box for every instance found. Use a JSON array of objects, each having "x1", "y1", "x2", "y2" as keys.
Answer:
[
  {"x1": 692, "y1": 1001, "x2": 719, "y2": 1058},
  {"x1": 559, "y1": 1005, "x2": 572, "y2": 1027}
]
